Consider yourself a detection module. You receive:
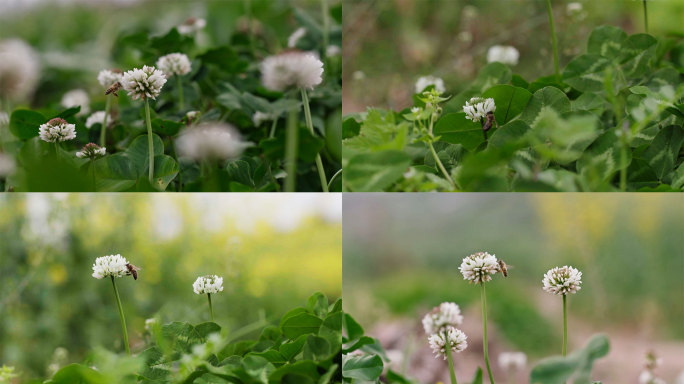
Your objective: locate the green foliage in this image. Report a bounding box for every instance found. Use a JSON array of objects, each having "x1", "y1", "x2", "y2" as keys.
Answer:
[
  {"x1": 530, "y1": 334, "x2": 610, "y2": 384},
  {"x1": 342, "y1": 25, "x2": 684, "y2": 191}
]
